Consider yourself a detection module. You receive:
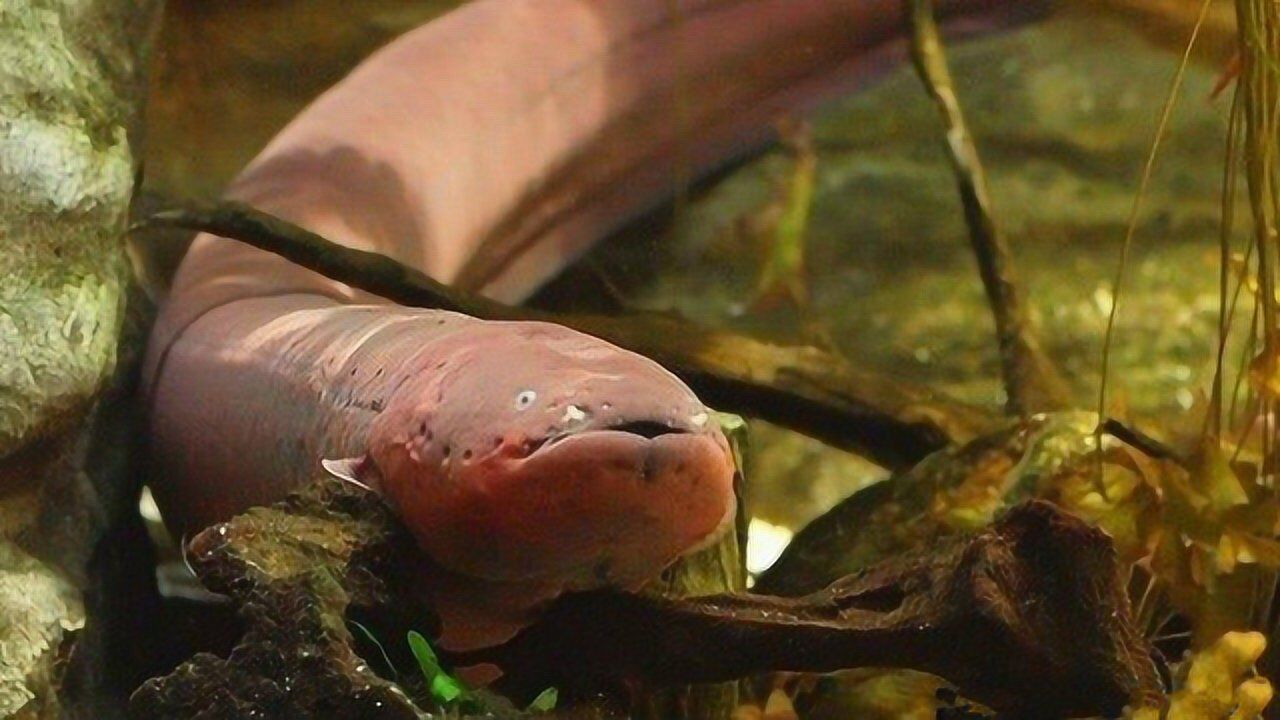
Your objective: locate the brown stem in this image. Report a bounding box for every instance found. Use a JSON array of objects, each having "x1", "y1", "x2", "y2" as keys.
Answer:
[
  {"x1": 460, "y1": 501, "x2": 1163, "y2": 718},
  {"x1": 140, "y1": 202, "x2": 999, "y2": 469},
  {"x1": 906, "y1": 0, "x2": 1069, "y2": 417}
]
